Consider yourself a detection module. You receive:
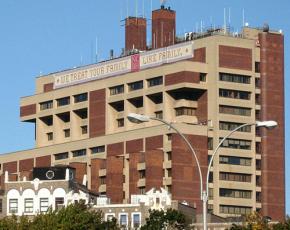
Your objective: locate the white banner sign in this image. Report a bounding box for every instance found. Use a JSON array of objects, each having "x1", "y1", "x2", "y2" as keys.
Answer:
[{"x1": 54, "y1": 41, "x2": 194, "y2": 89}]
